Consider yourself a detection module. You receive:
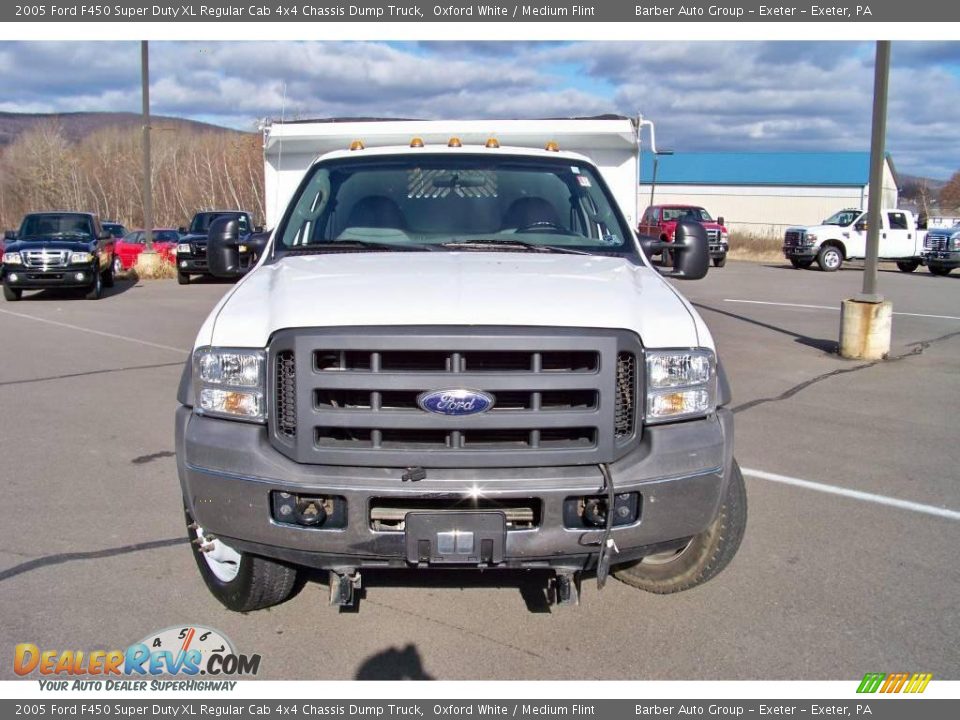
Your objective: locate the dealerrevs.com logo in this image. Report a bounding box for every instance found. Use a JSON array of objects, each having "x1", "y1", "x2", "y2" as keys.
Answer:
[{"x1": 15, "y1": 626, "x2": 260, "y2": 690}]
